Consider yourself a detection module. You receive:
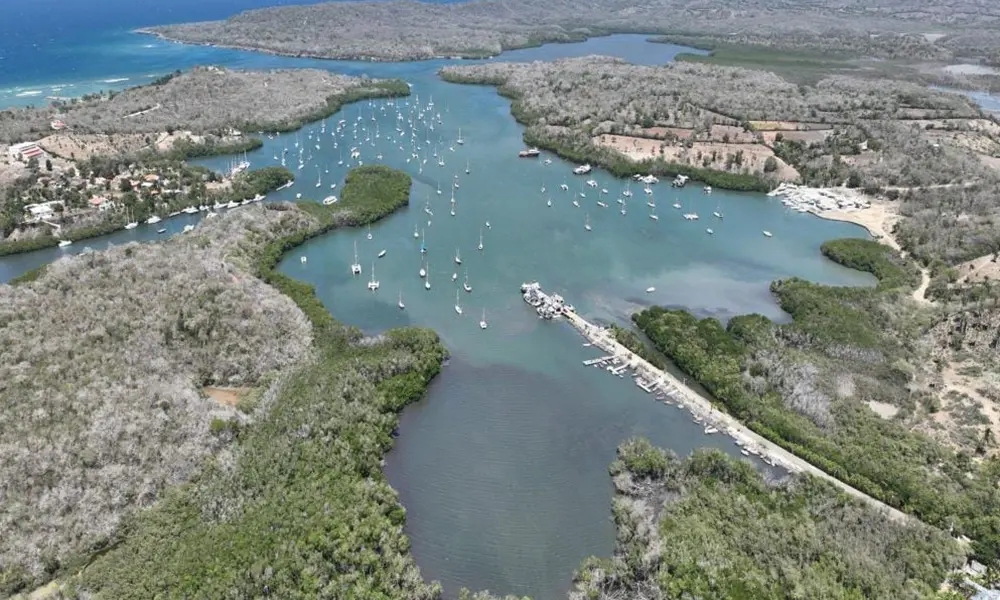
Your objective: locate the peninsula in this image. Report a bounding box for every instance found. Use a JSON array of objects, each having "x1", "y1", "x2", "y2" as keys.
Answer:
[
  {"x1": 138, "y1": 0, "x2": 1000, "y2": 66},
  {"x1": 0, "y1": 67, "x2": 409, "y2": 254},
  {"x1": 0, "y1": 166, "x2": 453, "y2": 598}
]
